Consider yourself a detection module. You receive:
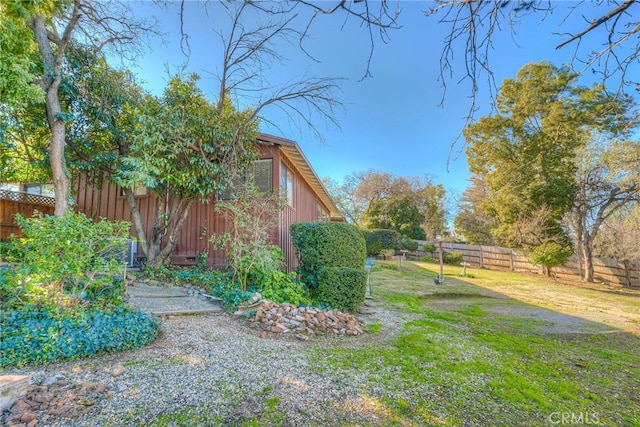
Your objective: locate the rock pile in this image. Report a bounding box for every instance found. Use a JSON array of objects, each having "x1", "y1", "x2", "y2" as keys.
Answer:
[
  {"x1": 240, "y1": 299, "x2": 365, "y2": 339},
  {"x1": 2, "y1": 374, "x2": 110, "y2": 427}
]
